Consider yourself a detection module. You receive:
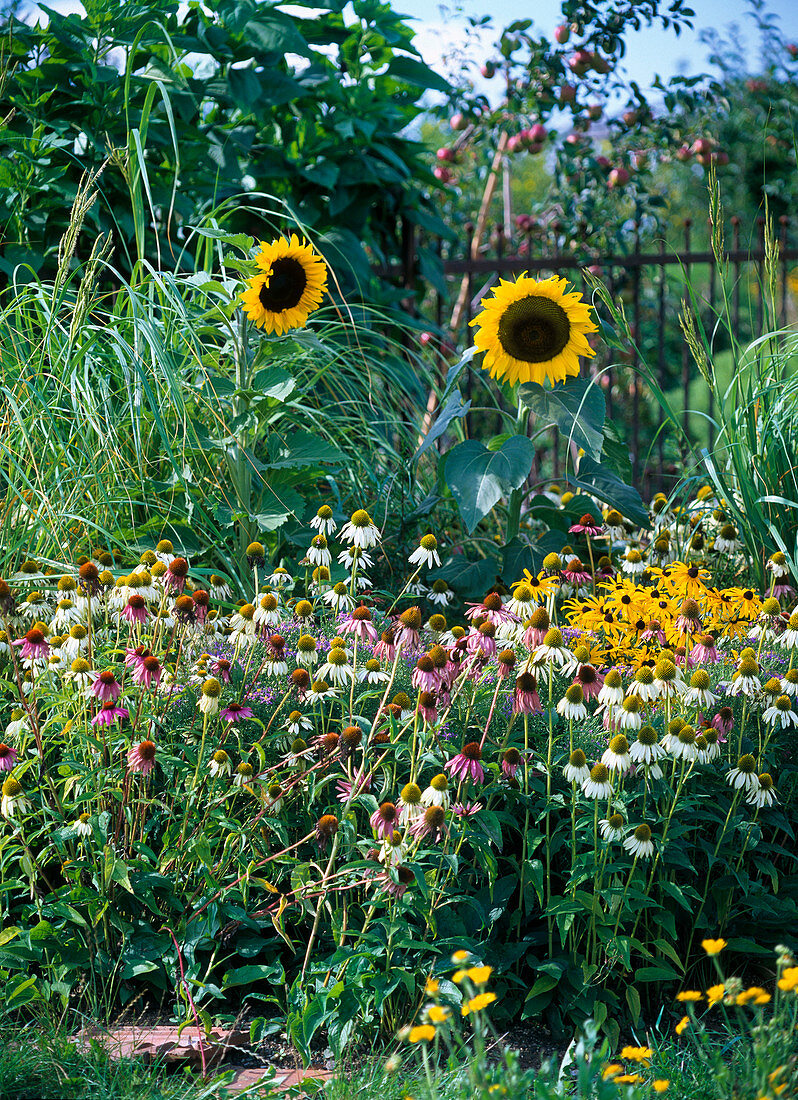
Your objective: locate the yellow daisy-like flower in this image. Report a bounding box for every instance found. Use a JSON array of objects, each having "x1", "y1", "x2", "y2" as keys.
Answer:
[
  {"x1": 675, "y1": 1015, "x2": 690, "y2": 1035},
  {"x1": 451, "y1": 949, "x2": 470, "y2": 963},
  {"x1": 675, "y1": 990, "x2": 703, "y2": 1002},
  {"x1": 461, "y1": 991, "x2": 496, "y2": 1015},
  {"x1": 427, "y1": 1005, "x2": 450, "y2": 1024},
  {"x1": 701, "y1": 938, "x2": 727, "y2": 956},
  {"x1": 621, "y1": 1045, "x2": 652, "y2": 1063},
  {"x1": 602, "y1": 1064, "x2": 622, "y2": 1080},
  {"x1": 408, "y1": 1024, "x2": 436, "y2": 1043},
  {"x1": 466, "y1": 965, "x2": 493, "y2": 985},
  {"x1": 707, "y1": 983, "x2": 726, "y2": 1007},
  {"x1": 653, "y1": 1082, "x2": 670, "y2": 1093},
  {"x1": 425, "y1": 977, "x2": 439, "y2": 996},
  {"x1": 469, "y1": 274, "x2": 597, "y2": 388},
  {"x1": 239, "y1": 235, "x2": 327, "y2": 335}
]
